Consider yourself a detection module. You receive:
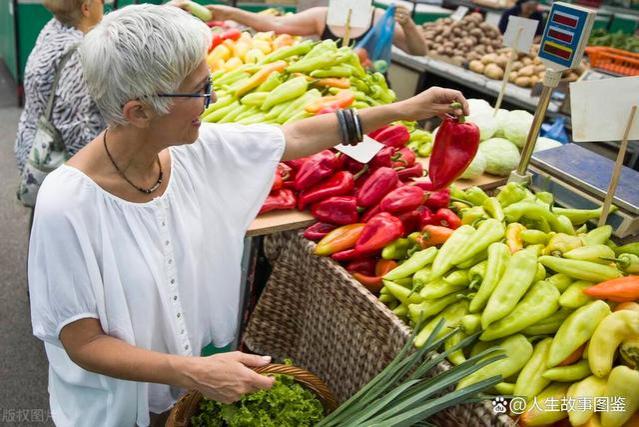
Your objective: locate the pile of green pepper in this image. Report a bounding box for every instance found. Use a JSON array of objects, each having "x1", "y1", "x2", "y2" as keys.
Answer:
[{"x1": 377, "y1": 182, "x2": 639, "y2": 427}]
